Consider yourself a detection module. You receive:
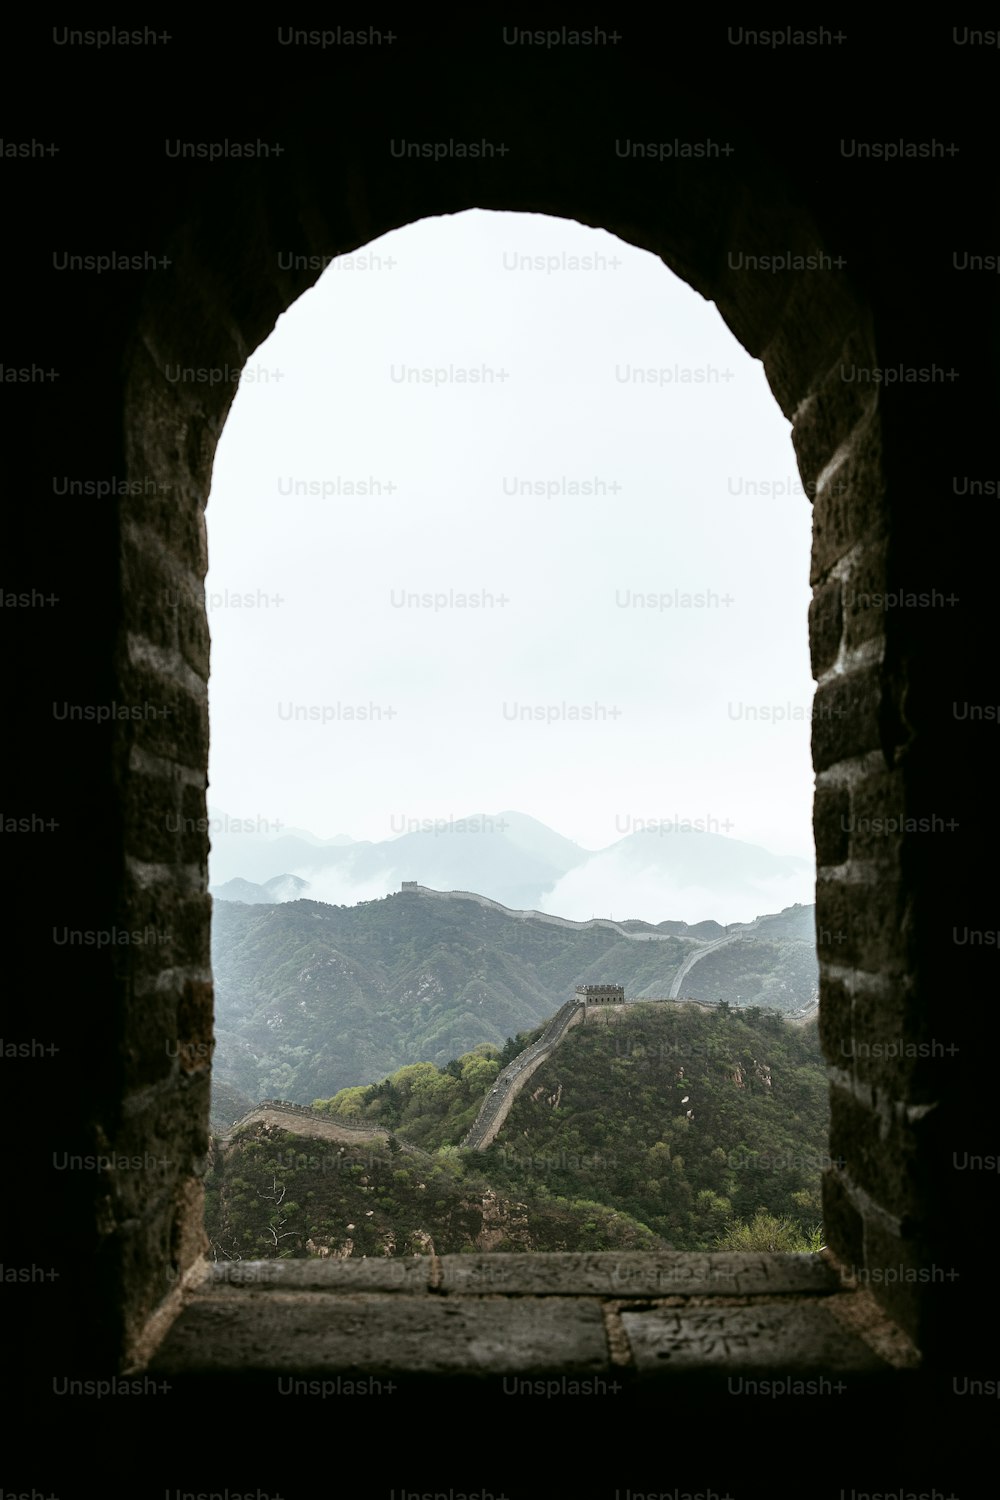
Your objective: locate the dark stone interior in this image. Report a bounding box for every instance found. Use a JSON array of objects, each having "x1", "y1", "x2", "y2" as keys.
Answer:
[{"x1": 5, "y1": 16, "x2": 994, "y2": 1482}]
